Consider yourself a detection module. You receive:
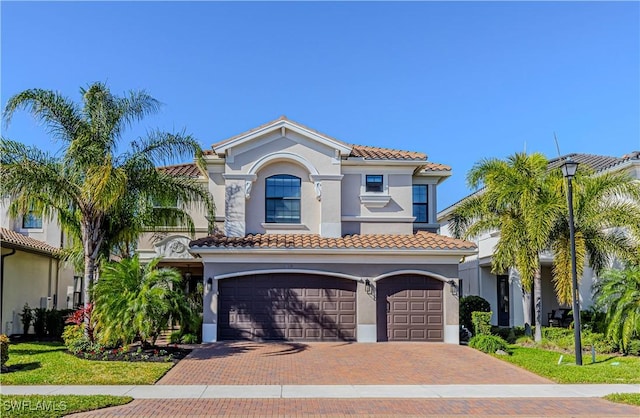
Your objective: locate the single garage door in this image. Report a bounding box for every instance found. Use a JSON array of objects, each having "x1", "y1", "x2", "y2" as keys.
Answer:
[
  {"x1": 219, "y1": 274, "x2": 357, "y2": 341},
  {"x1": 377, "y1": 275, "x2": 443, "y2": 342}
]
